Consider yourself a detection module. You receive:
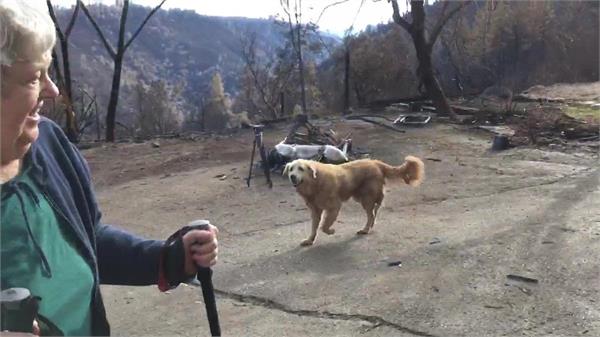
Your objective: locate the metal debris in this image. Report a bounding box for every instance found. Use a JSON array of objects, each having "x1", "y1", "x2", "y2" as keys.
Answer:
[{"x1": 506, "y1": 274, "x2": 539, "y2": 284}]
